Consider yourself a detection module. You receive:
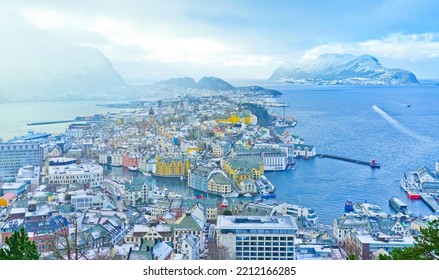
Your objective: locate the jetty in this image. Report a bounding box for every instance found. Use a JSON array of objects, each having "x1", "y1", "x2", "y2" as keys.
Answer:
[
  {"x1": 27, "y1": 120, "x2": 76, "y2": 126},
  {"x1": 317, "y1": 154, "x2": 380, "y2": 168},
  {"x1": 420, "y1": 194, "x2": 439, "y2": 214}
]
